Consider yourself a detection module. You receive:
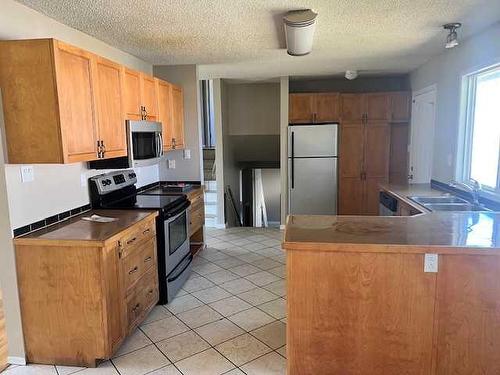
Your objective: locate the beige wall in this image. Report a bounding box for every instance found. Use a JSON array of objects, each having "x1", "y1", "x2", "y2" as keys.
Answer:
[
  {"x1": 154, "y1": 65, "x2": 203, "y2": 182},
  {"x1": 0, "y1": 0, "x2": 154, "y2": 361}
]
